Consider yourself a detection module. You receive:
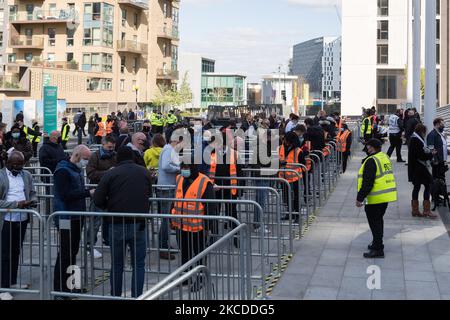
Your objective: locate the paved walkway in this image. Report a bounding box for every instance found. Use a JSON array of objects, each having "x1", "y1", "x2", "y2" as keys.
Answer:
[{"x1": 271, "y1": 146, "x2": 450, "y2": 300}]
